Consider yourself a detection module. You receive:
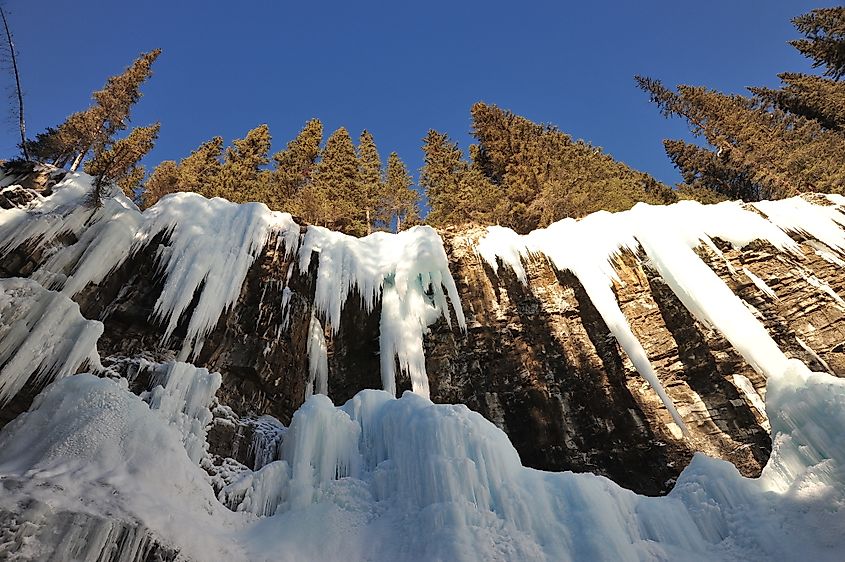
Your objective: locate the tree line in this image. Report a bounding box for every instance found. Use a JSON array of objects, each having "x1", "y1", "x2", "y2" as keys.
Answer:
[{"x1": 12, "y1": 6, "x2": 845, "y2": 235}]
